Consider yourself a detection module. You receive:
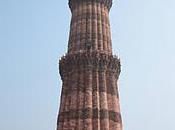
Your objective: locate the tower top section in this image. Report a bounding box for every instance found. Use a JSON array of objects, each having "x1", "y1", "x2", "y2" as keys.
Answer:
[{"x1": 69, "y1": 0, "x2": 113, "y2": 11}]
